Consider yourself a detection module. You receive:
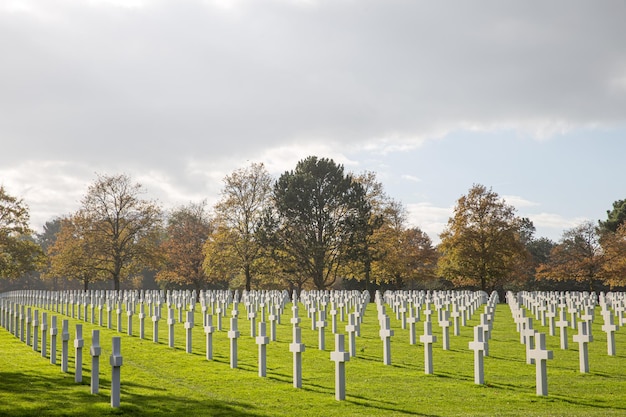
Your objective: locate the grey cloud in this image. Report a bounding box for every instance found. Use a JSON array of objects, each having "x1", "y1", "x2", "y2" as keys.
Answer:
[
  {"x1": 2, "y1": 0, "x2": 625, "y2": 168},
  {"x1": 1, "y1": 0, "x2": 625, "y2": 232}
]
